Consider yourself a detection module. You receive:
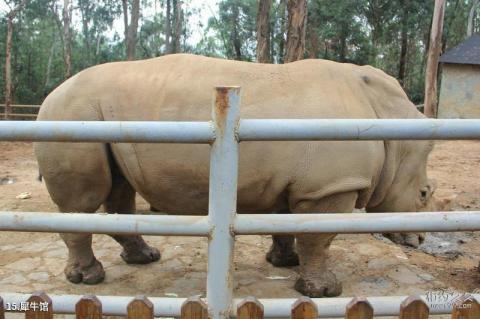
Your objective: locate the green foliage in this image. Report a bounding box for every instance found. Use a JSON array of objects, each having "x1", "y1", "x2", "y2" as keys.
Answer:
[
  {"x1": 0, "y1": 0, "x2": 477, "y2": 105},
  {"x1": 206, "y1": 0, "x2": 257, "y2": 60}
]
